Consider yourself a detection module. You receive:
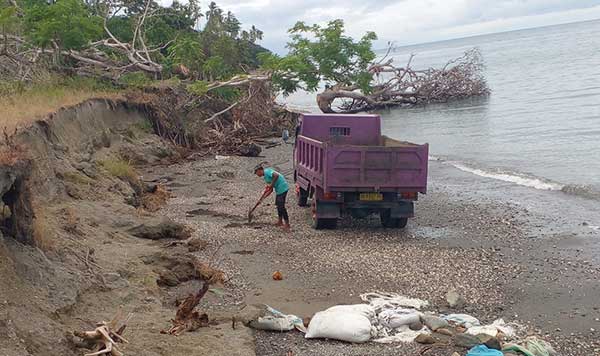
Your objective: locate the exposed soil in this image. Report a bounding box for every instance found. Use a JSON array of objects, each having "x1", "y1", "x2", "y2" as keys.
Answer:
[{"x1": 1, "y1": 99, "x2": 599, "y2": 356}]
